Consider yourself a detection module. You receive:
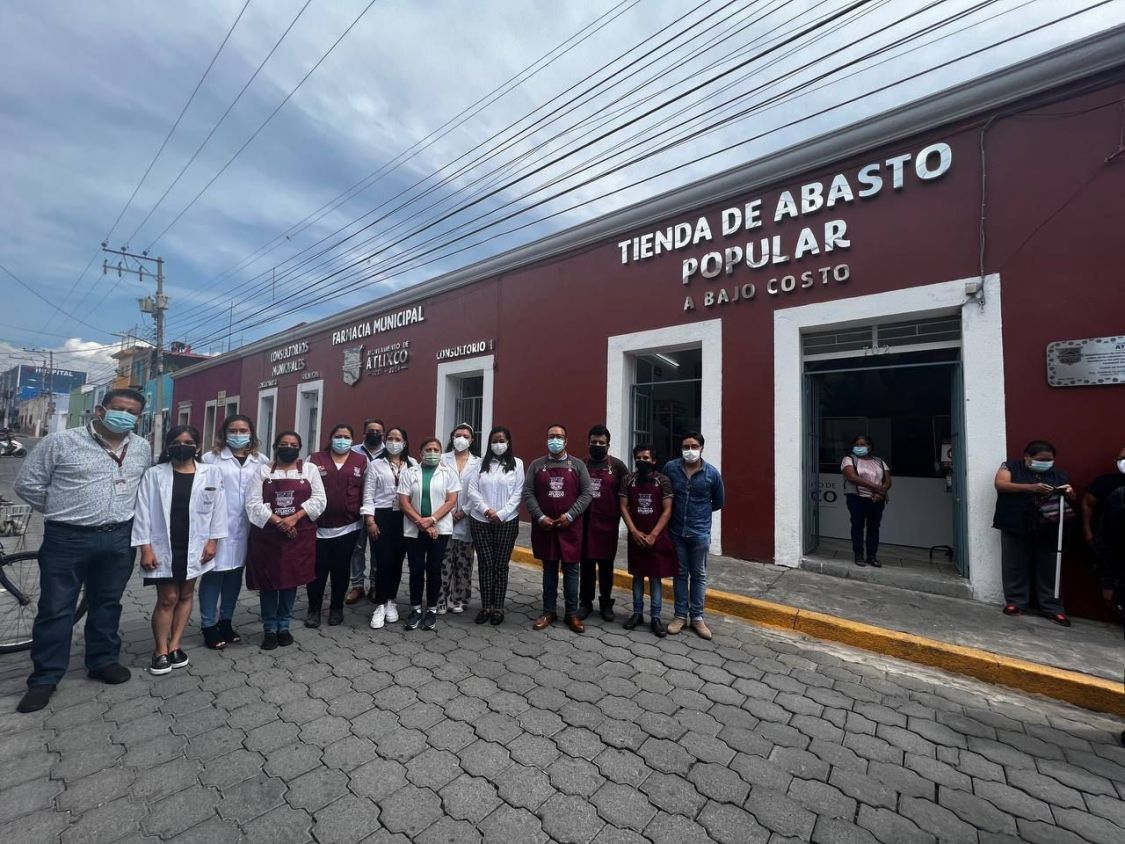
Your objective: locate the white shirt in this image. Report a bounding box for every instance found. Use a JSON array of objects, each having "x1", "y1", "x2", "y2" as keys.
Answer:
[
  {"x1": 466, "y1": 456, "x2": 525, "y2": 523},
  {"x1": 201, "y1": 448, "x2": 270, "y2": 572},
  {"x1": 841, "y1": 455, "x2": 889, "y2": 499},
  {"x1": 131, "y1": 463, "x2": 228, "y2": 581},
  {"x1": 361, "y1": 456, "x2": 416, "y2": 513},
  {"x1": 397, "y1": 463, "x2": 461, "y2": 538},
  {"x1": 441, "y1": 450, "x2": 481, "y2": 540},
  {"x1": 245, "y1": 461, "x2": 327, "y2": 528}
]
